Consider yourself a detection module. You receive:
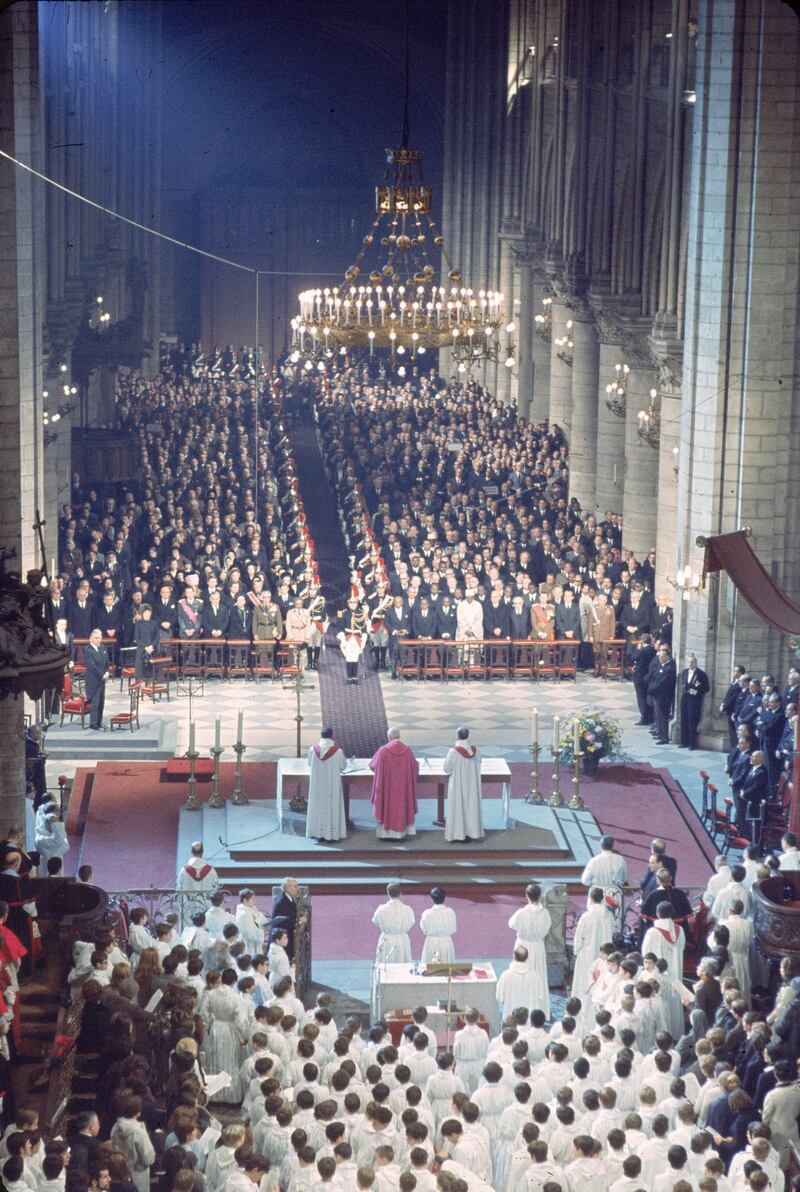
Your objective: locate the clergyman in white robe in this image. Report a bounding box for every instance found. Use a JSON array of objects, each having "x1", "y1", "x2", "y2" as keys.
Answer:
[
  {"x1": 641, "y1": 912, "x2": 686, "y2": 1041},
  {"x1": 420, "y1": 892, "x2": 457, "y2": 963},
  {"x1": 496, "y1": 948, "x2": 541, "y2": 1020},
  {"x1": 306, "y1": 734, "x2": 347, "y2": 841},
  {"x1": 35, "y1": 813, "x2": 69, "y2": 871},
  {"x1": 176, "y1": 845, "x2": 219, "y2": 924},
  {"x1": 719, "y1": 912, "x2": 753, "y2": 1005},
  {"x1": 508, "y1": 887, "x2": 551, "y2": 1016},
  {"x1": 452, "y1": 1010, "x2": 489, "y2": 1094},
  {"x1": 372, "y1": 886, "x2": 415, "y2": 962},
  {"x1": 572, "y1": 893, "x2": 616, "y2": 998},
  {"x1": 443, "y1": 731, "x2": 484, "y2": 842}
]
